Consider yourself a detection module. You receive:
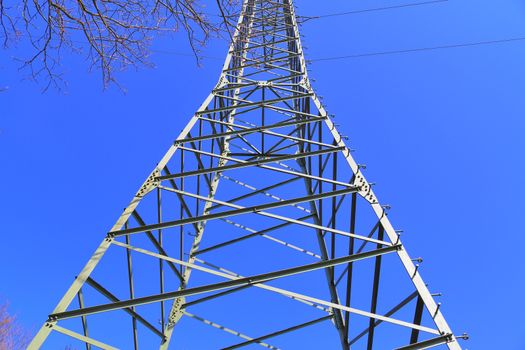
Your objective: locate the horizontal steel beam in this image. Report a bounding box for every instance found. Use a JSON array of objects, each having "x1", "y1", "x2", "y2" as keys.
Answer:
[
  {"x1": 214, "y1": 73, "x2": 304, "y2": 94},
  {"x1": 198, "y1": 116, "x2": 336, "y2": 149},
  {"x1": 111, "y1": 187, "x2": 358, "y2": 237},
  {"x1": 157, "y1": 185, "x2": 390, "y2": 246},
  {"x1": 175, "y1": 146, "x2": 352, "y2": 188},
  {"x1": 49, "y1": 245, "x2": 399, "y2": 320},
  {"x1": 224, "y1": 53, "x2": 302, "y2": 72},
  {"x1": 231, "y1": 37, "x2": 294, "y2": 53},
  {"x1": 196, "y1": 93, "x2": 313, "y2": 115},
  {"x1": 176, "y1": 117, "x2": 326, "y2": 144},
  {"x1": 113, "y1": 242, "x2": 438, "y2": 334},
  {"x1": 157, "y1": 147, "x2": 344, "y2": 181}
]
